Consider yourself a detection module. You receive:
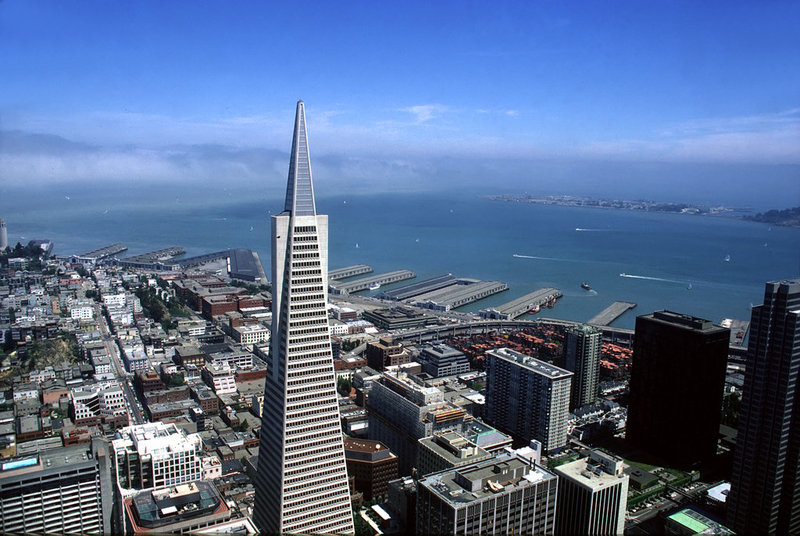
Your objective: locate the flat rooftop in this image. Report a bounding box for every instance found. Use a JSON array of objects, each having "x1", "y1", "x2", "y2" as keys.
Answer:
[
  {"x1": 553, "y1": 456, "x2": 627, "y2": 491},
  {"x1": 488, "y1": 347, "x2": 573, "y2": 379},
  {"x1": 418, "y1": 450, "x2": 556, "y2": 506},
  {"x1": 0, "y1": 444, "x2": 93, "y2": 478}
]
